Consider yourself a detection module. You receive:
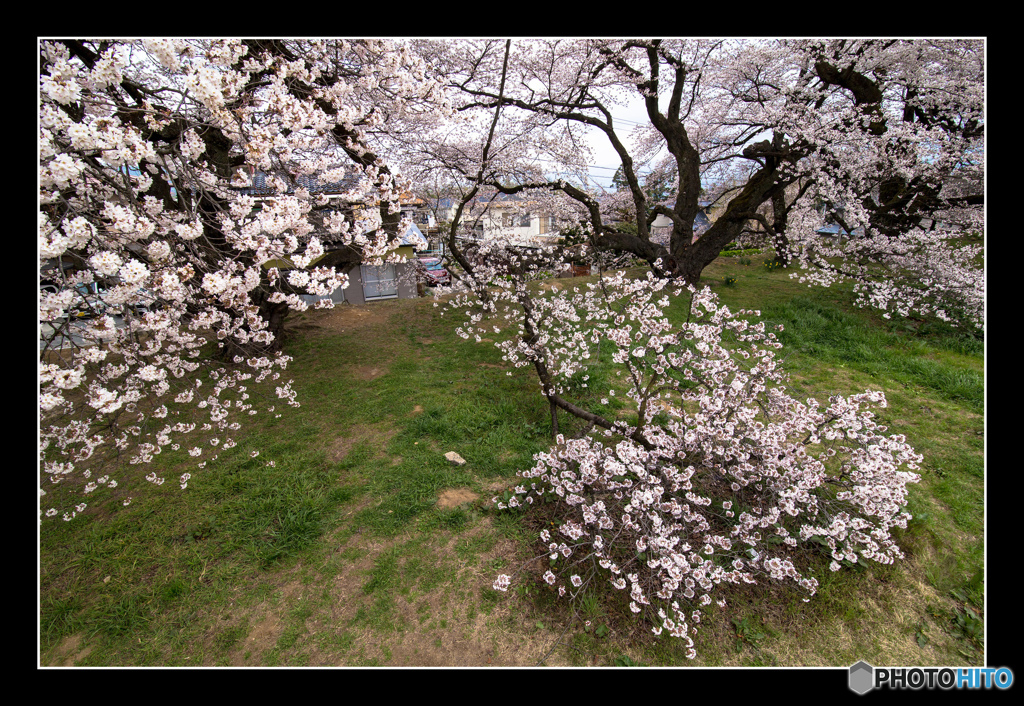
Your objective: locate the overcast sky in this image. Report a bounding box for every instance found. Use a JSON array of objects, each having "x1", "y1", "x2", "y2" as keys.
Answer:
[
  {"x1": 576, "y1": 95, "x2": 671, "y2": 192},
  {"x1": 584, "y1": 106, "x2": 649, "y2": 190}
]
